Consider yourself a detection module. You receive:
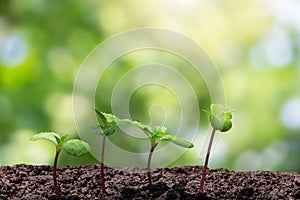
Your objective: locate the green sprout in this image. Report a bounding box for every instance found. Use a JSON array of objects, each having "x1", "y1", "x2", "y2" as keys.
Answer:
[
  {"x1": 199, "y1": 103, "x2": 233, "y2": 192},
  {"x1": 92, "y1": 109, "x2": 120, "y2": 194},
  {"x1": 30, "y1": 132, "x2": 91, "y2": 200},
  {"x1": 93, "y1": 110, "x2": 194, "y2": 190},
  {"x1": 114, "y1": 118, "x2": 194, "y2": 190},
  {"x1": 134, "y1": 124, "x2": 194, "y2": 190}
]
